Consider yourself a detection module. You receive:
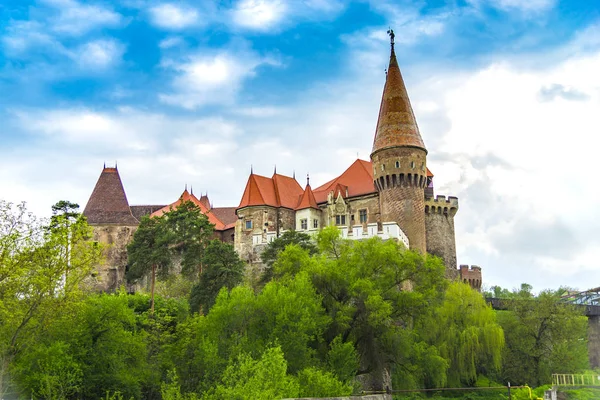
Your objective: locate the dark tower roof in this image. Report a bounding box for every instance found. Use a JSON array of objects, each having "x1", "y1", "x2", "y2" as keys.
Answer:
[
  {"x1": 83, "y1": 167, "x2": 139, "y2": 225},
  {"x1": 371, "y1": 39, "x2": 427, "y2": 155}
]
